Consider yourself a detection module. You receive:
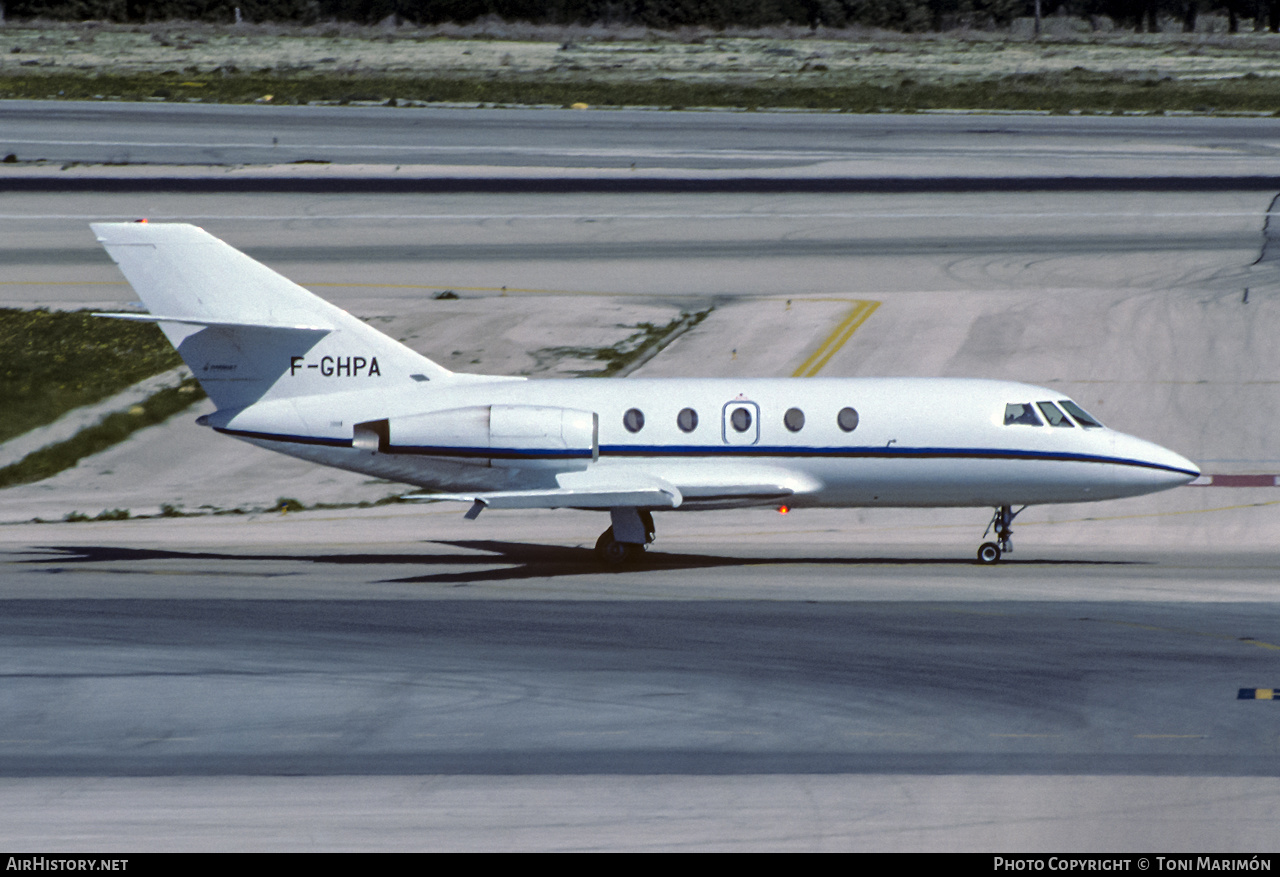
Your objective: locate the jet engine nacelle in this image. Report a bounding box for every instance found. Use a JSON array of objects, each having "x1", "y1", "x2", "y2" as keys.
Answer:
[{"x1": 356, "y1": 405, "x2": 598, "y2": 470}]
